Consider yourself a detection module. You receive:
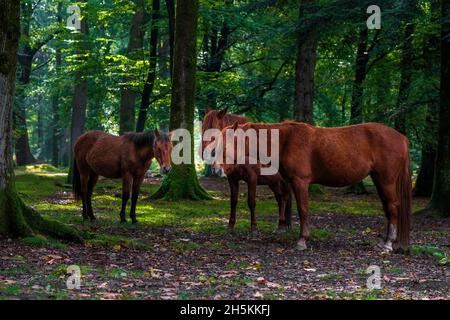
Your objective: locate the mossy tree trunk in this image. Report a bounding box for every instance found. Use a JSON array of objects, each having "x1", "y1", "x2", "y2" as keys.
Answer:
[
  {"x1": 0, "y1": 0, "x2": 82, "y2": 243},
  {"x1": 152, "y1": 0, "x2": 210, "y2": 200},
  {"x1": 426, "y1": 0, "x2": 450, "y2": 216},
  {"x1": 68, "y1": 0, "x2": 89, "y2": 184}
]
